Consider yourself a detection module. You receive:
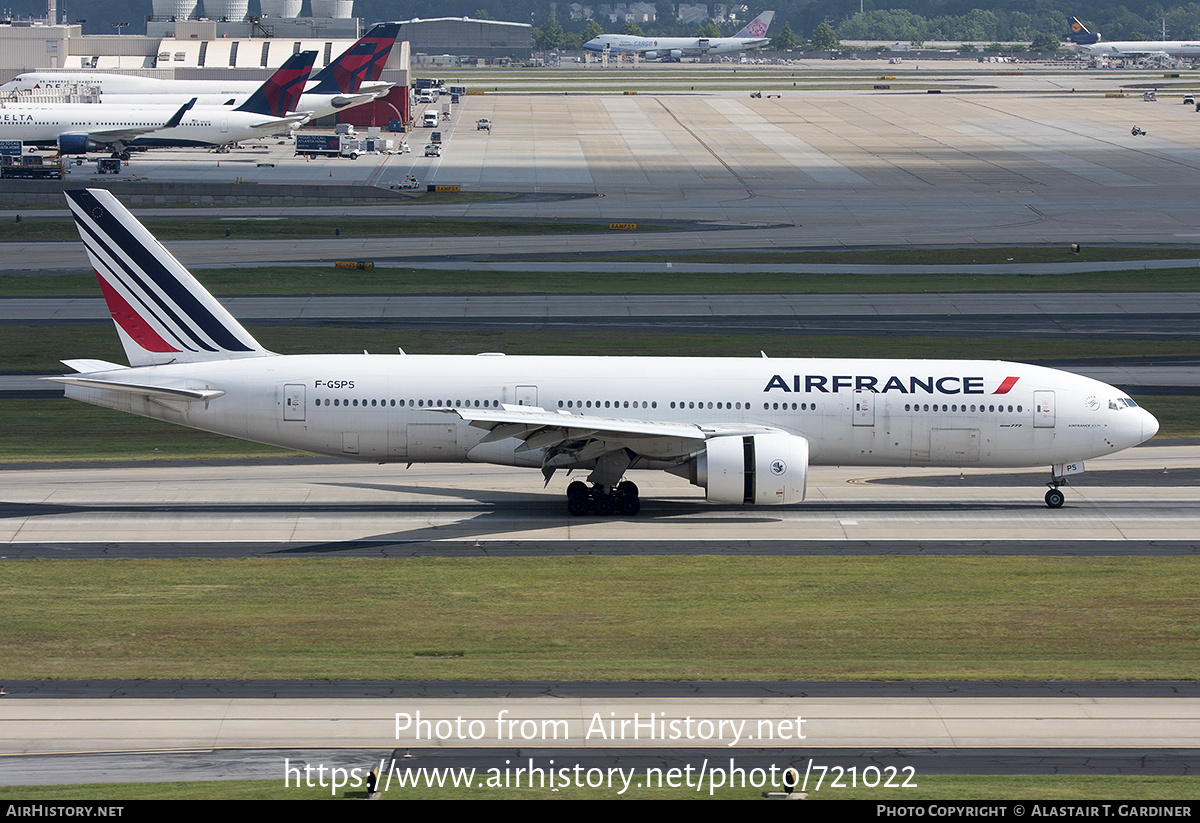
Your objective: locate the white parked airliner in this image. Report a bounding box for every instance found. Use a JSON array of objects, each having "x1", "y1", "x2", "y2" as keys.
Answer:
[
  {"x1": 0, "y1": 23, "x2": 401, "y2": 122},
  {"x1": 584, "y1": 12, "x2": 775, "y2": 61},
  {"x1": 50, "y1": 189, "x2": 1159, "y2": 514},
  {"x1": 0, "y1": 52, "x2": 315, "y2": 158}
]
